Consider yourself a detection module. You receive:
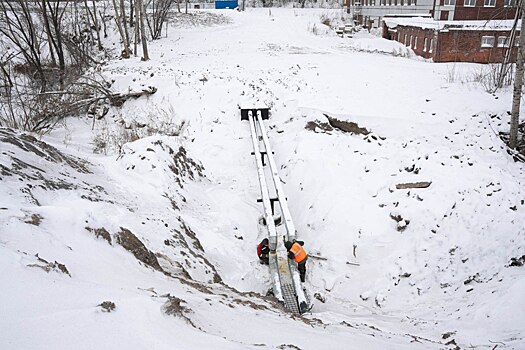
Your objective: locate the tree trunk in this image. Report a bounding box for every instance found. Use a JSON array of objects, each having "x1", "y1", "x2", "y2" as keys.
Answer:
[
  {"x1": 139, "y1": 0, "x2": 149, "y2": 60},
  {"x1": 41, "y1": 0, "x2": 57, "y2": 66},
  {"x1": 82, "y1": 0, "x2": 95, "y2": 45},
  {"x1": 73, "y1": 0, "x2": 81, "y2": 37},
  {"x1": 510, "y1": 1, "x2": 525, "y2": 149},
  {"x1": 111, "y1": 0, "x2": 130, "y2": 58},
  {"x1": 100, "y1": 9, "x2": 108, "y2": 38},
  {"x1": 134, "y1": 0, "x2": 139, "y2": 56},
  {"x1": 46, "y1": 0, "x2": 66, "y2": 73},
  {"x1": 91, "y1": 0, "x2": 103, "y2": 50},
  {"x1": 120, "y1": 0, "x2": 131, "y2": 55},
  {"x1": 130, "y1": 0, "x2": 134, "y2": 27}
]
